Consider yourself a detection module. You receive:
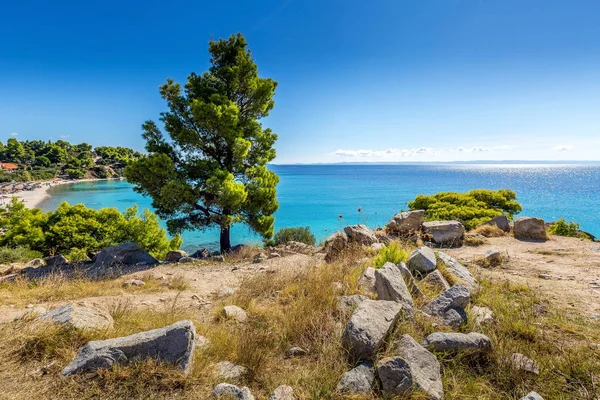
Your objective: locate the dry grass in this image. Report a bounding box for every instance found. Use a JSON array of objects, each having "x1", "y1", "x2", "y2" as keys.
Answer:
[
  {"x1": 0, "y1": 272, "x2": 172, "y2": 307},
  {"x1": 0, "y1": 246, "x2": 599, "y2": 399},
  {"x1": 471, "y1": 225, "x2": 507, "y2": 238}
]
